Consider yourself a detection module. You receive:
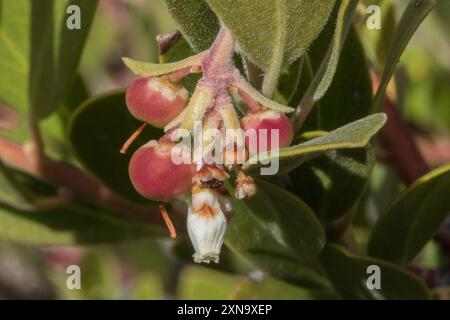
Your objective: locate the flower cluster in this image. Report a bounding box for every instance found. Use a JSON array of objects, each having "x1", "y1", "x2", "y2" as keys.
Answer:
[{"x1": 122, "y1": 28, "x2": 294, "y2": 263}]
